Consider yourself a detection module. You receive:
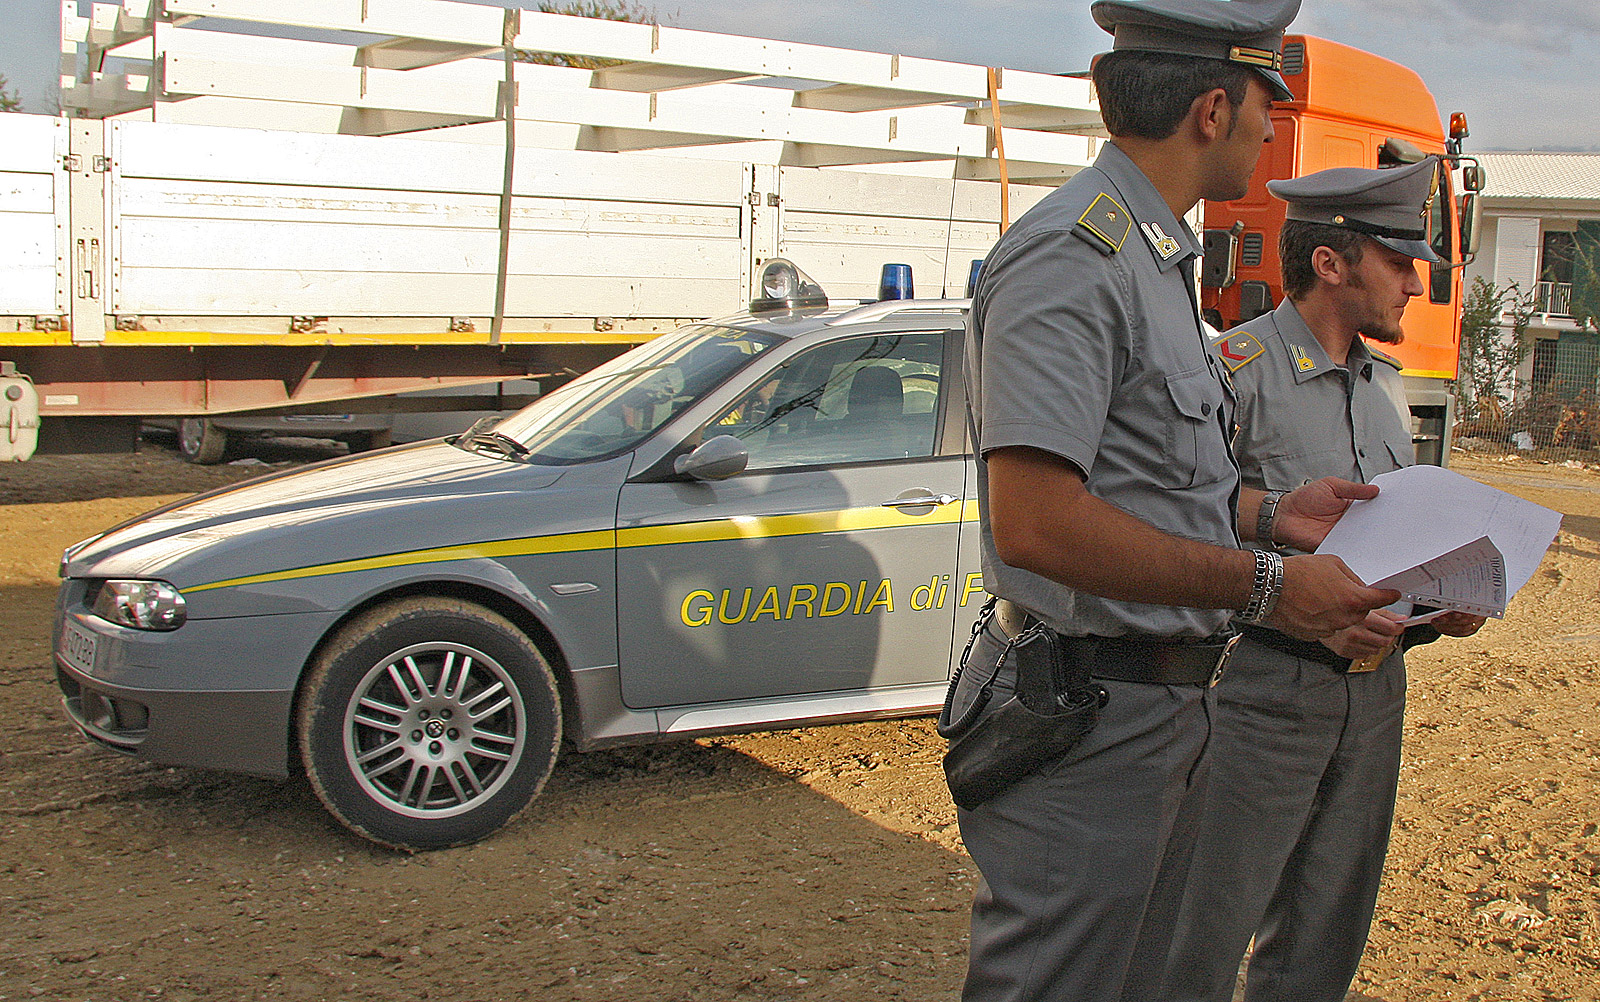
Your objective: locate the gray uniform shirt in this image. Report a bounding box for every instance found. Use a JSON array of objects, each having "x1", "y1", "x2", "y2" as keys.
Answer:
[
  {"x1": 1213, "y1": 298, "x2": 1414, "y2": 502},
  {"x1": 965, "y1": 143, "x2": 1241, "y2": 639}
]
